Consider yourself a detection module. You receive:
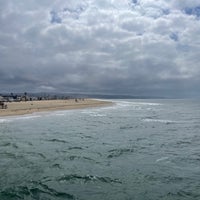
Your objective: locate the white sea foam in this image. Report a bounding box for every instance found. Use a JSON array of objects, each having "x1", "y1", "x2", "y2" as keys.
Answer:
[
  {"x1": 89, "y1": 113, "x2": 107, "y2": 117},
  {"x1": 0, "y1": 118, "x2": 11, "y2": 123},
  {"x1": 133, "y1": 102, "x2": 162, "y2": 106},
  {"x1": 81, "y1": 110, "x2": 107, "y2": 117},
  {"x1": 156, "y1": 157, "x2": 169, "y2": 162},
  {"x1": 112, "y1": 100, "x2": 162, "y2": 110},
  {"x1": 143, "y1": 118, "x2": 176, "y2": 124},
  {"x1": 0, "y1": 114, "x2": 41, "y2": 123},
  {"x1": 115, "y1": 101, "x2": 133, "y2": 107},
  {"x1": 12, "y1": 115, "x2": 41, "y2": 121},
  {"x1": 54, "y1": 113, "x2": 65, "y2": 116}
]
